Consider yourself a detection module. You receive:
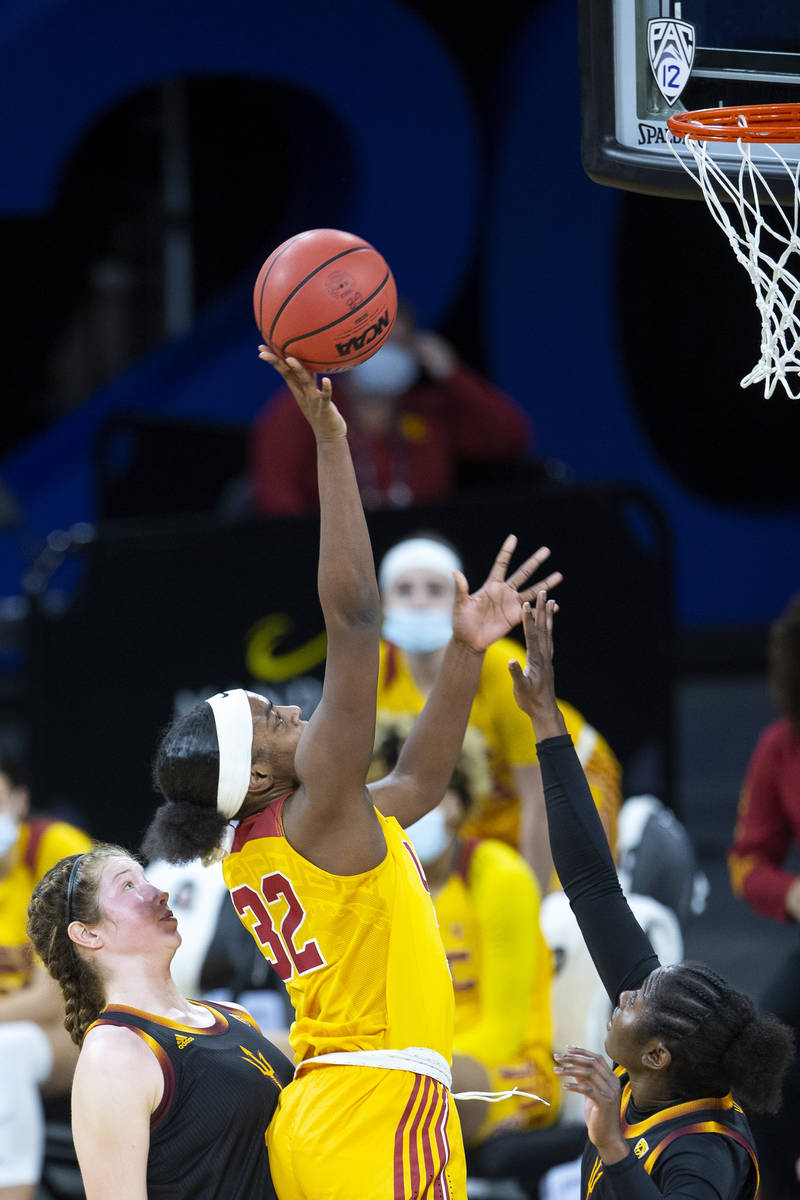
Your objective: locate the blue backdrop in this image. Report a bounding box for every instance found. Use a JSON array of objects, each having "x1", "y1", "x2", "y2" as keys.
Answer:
[{"x1": 0, "y1": 0, "x2": 797, "y2": 627}]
